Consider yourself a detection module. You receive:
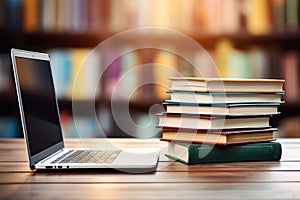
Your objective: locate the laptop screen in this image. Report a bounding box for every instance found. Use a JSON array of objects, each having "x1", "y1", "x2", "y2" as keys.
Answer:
[{"x1": 15, "y1": 56, "x2": 63, "y2": 156}]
